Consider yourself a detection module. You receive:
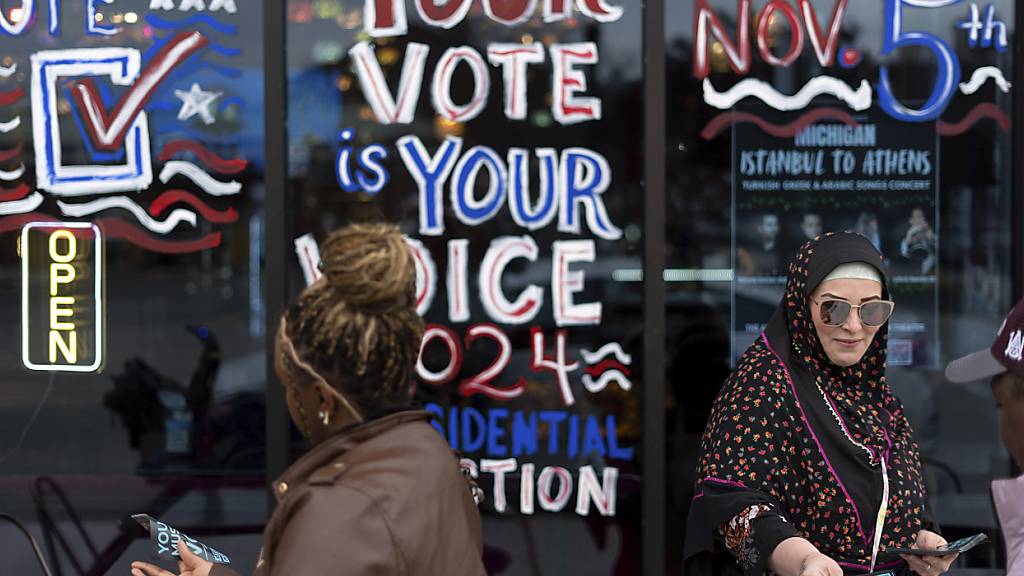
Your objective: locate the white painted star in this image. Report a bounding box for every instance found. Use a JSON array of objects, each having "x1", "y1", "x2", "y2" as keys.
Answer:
[{"x1": 174, "y1": 83, "x2": 222, "y2": 125}]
